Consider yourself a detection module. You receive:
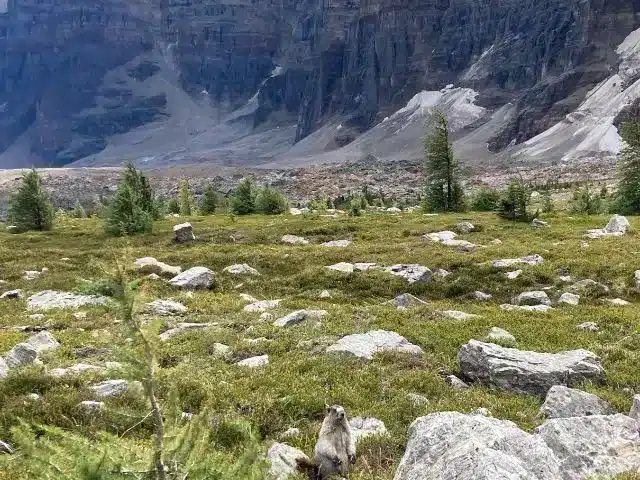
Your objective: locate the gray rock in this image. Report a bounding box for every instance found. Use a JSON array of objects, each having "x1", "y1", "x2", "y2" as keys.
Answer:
[
  {"x1": 321, "y1": 239, "x2": 352, "y2": 247},
  {"x1": 459, "y1": 340, "x2": 606, "y2": 396},
  {"x1": 281, "y1": 234, "x2": 309, "y2": 245},
  {"x1": 439, "y1": 310, "x2": 479, "y2": 321},
  {"x1": 408, "y1": 393, "x2": 430, "y2": 407},
  {"x1": 0, "y1": 440, "x2": 15, "y2": 454},
  {"x1": 23, "y1": 268, "x2": 48, "y2": 280},
  {"x1": 0, "y1": 289, "x2": 23, "y2": 300},
  {"x1": 243, "y1": 299, "x2": 281, "y2": 312},
  {"x1": 457, "y1": 222, "x2": 475, "y2": 233},
  {"x1": 50, "y1": 363, "x2": 103, "y2": 377},
  {"x1": 492, "y1": 255, "x2": 544, "y2": 268},
  {"x1": 235, "y1": 355, "x2": 269, "y2": 368},
  {"x1": 486, "y1": 327, "x2": 516, "y2": 343},
  {"x1": 319, "y1": 289, "x2": 332, "y2": 299},
  {"x1": 385, "y1": 264, "x2": 432, "y2": 284},
  {"x1": 536, "y1": 414, "x2": 640, "y2": 480},
  {"x1": 326, "y1": 262, "x2": 355, "y2": 273},
  {"x1": 568, "y1": 279, "x2": 609, "y2": 296},
  {"x1": 266, "y1": 442, "x2": 309, "y2": 480},
  {"x1": 223, "y1": 263, "x2": 260, "y2": 275},
  {"x1": 4, "y1": 343, "x2": 38, "y2": 368},
  {"x1": 173, "y1": 223, "x2": 195, "y2": 243},
  {"x1": 576, "y1": 322, "x2": 600, "y2": 332},
  {"x1": 630, "y1": 395, "x2": 640, "y2": 423},
  {"x1": 239, "y1": 293, "x2": 258, "y2": 302},
  {"x1": 602, "y1": 298, "x2": 631, "y2": 306},
  {"x1": 435, "y1": 268, "x2": 451, "y2": 278},
  {"x1": 169, "y1": 267, "x2": 215, "y2": 290},
  {"x1": 91, "y1": 379, "x2": 140, "y2": 398},
  {"x1": 446, "y1": 375, "x2": 470, "y2": 389},
  {"x1": 515, "y1": 291, "x2": 551, "y2": 306},
  {"x1": 353, "y1": 262, "x2": 377, "y2": 271},
  {"x1": 134, "y1": 257, "x2": 181, "y2": 277},
  {"x1": 558, "y1": 293, "x2": 580, "y2": 306},
  {"x1": 273, "y1": 309, "x2": 328, "y2": 328},
  {"x1": 387, "y1": 293, "x2": 427, "y2": 309},
  {"x1": 394, "y1": 412, "x2": 562, "y2": 480},
  {"x1": 605, "y1": 214, "x2": 631, "y2": 234},
  {"x1": 0, "y1": 357, "x2": 8, "y2": 380},
  {"x1": 159, "y1": 322, "x2": 216, "y2": 341},
  {"x1": 473, "y1": 291, "x2": 492, "y2": 301},
  {"x1": 26, "y1": 331, "x2": 60, "y2": 354},
  {"x1": 326, "y1": 330, "x2": 423, "y2": 360},
  {"x1": 443, "y1": 239, "x2": 478, "y2": 250},
  {"x1": 145, "y1": 299, "x2": 187, "y2": 316},
  {"x1": 505, "y1": 270, "x2": 523, "y2": 279},
  {"x1": 424, "y1": 231, "x2": 457, "y2": 242},
  {"x1": 350, "y1": 416, "x2": 388, "y2": 442},
  {"x1": 540, "y1": 386, "x2": 615, "y2": 419},
  {"x1": 27, "y1": 290, "x2": 108, "y2": 310},
  {"x1": 500, "y1": 304, "x2": 553, "y2": 313},
  {"x1": 77, "y1": 400, "x2": 105, "y2": 412}
]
